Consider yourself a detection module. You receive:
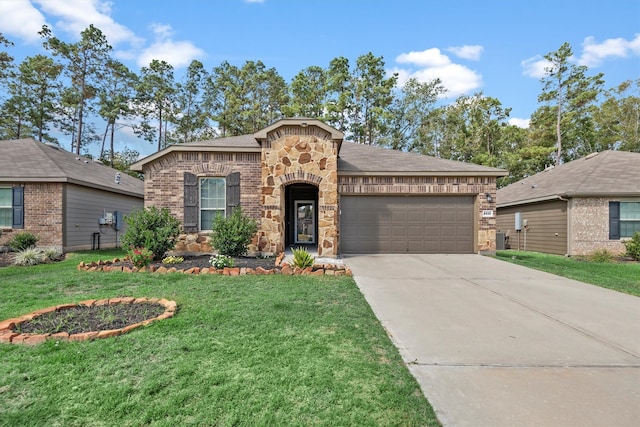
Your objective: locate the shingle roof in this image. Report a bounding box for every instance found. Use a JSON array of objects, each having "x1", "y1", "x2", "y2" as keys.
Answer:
[
  {"x1": 497, "y1": 150, "x2": 640, "y2": 207},
  {"x1": 130, "y1": 123, "x2": 507, "y2": 177},
  {"x1": 337, "y1": 142, "x2": 507, "y2": 176},
  {"x1": 0, "y1": 138, "x2": 144, "y2": 197}
]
